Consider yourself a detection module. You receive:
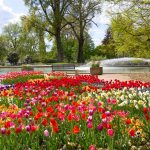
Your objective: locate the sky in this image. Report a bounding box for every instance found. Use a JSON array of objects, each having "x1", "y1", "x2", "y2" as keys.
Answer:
[{"x1": 0, "y1": 0, "x2": 111, "y2": 47}]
